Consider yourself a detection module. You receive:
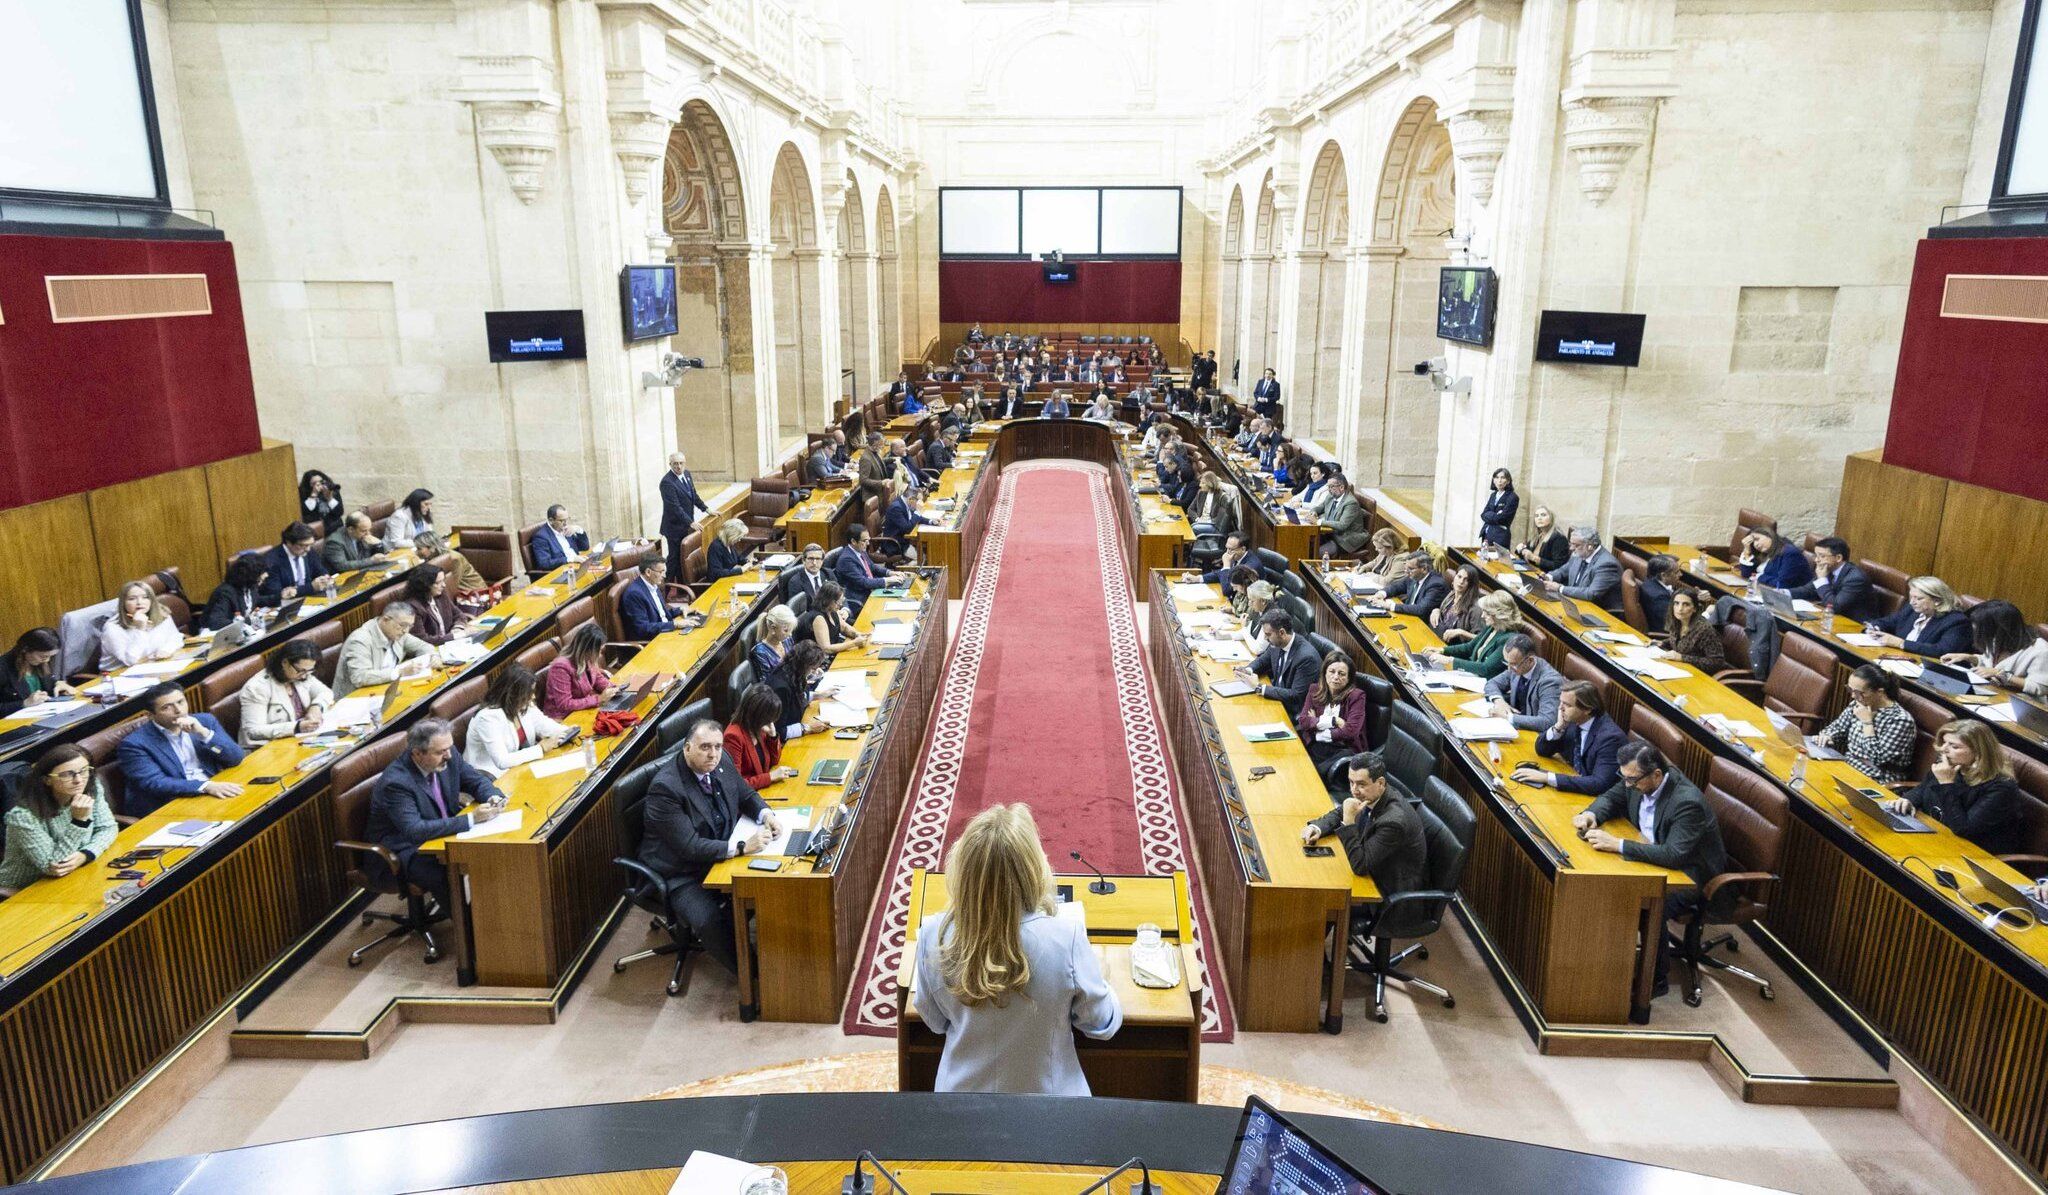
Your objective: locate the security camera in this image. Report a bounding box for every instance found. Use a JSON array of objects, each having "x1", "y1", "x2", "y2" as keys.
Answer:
[{"x1": 641, "y1": 352, "x2": 706, "y2": 389}]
